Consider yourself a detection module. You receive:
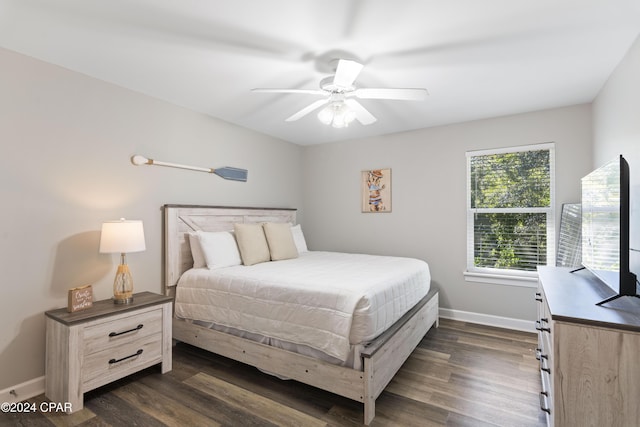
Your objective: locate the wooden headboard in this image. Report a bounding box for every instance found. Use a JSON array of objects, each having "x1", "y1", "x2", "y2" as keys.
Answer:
[{"x1": 163, "y1": 205, "x2": 297, "y2": 294}]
